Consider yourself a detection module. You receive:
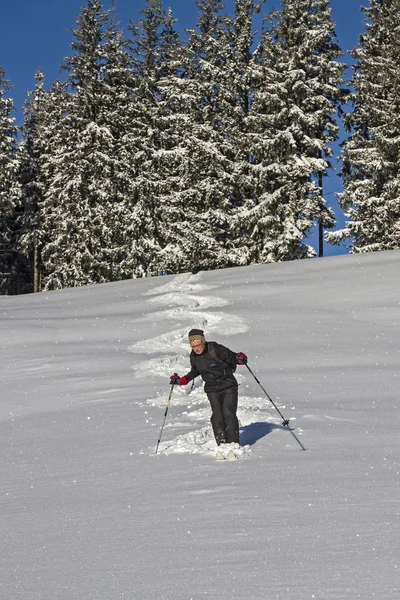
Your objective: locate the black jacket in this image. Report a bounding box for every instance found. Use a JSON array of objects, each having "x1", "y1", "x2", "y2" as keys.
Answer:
[{"x1": 184, "y1": 341, "x2": 238, "y2": 393}]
